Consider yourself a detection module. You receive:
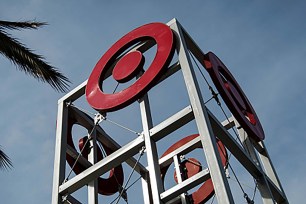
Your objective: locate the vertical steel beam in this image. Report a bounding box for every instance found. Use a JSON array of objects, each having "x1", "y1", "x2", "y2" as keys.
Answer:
[
  {"x1": 52, "y1": 19, "x2": 288, "y2": 204},
  {"x1": 139, "y1": 94, "x2": 163, "y2": 204},
  {"x1": 52, "y1": 101, "x2": 68, "y2": 204},
  {"x1": 257, "y1": 142, "x2": 289, "y2": 204},
  {"x1": 234, "y1": 119, "x2": 275, "y2": 204},
  {"x1": 141, "y1": 171, "x2": 153, "y2": 204},
  {"x1": 173, "y1": 155, "x2": 188, "y2": 204},
  {"x1": 88, "y1": 128, "x2": 98, "y2": 204},
  {"x1": 170, "y1": 19, "x2": 234, "y2": 204}
]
